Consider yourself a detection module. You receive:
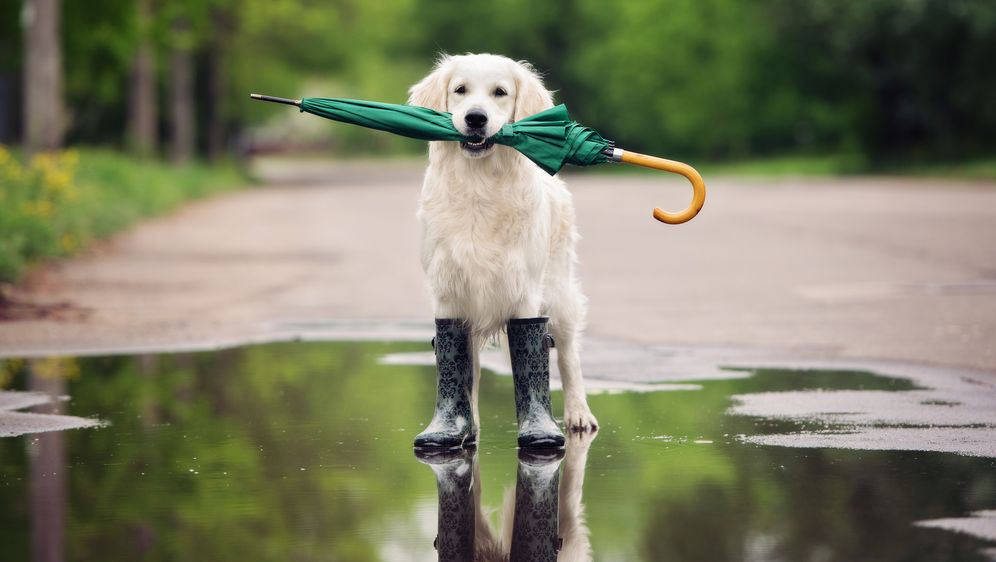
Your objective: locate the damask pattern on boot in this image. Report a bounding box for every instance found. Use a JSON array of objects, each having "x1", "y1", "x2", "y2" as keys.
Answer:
[
  {"x1": 414, "y1": 319, "x2": 477, "y2": 448},
  {"x1": 508, "y1": 317, "x2": 566, "y2": 449}
]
